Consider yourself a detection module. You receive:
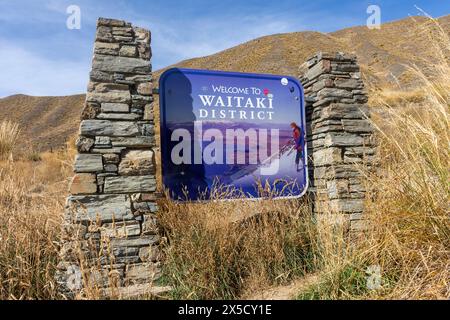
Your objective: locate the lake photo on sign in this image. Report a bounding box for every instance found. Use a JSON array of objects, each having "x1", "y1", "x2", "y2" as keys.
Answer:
[{"x1": 159, "y1": 68, "x2": 308, "y2": 201}]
